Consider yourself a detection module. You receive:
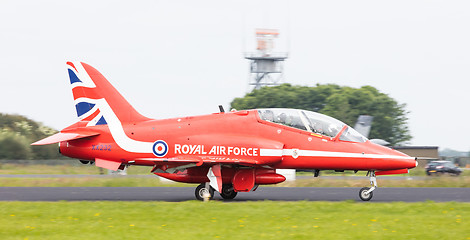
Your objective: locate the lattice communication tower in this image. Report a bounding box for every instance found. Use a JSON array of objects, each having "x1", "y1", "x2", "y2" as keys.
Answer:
[{"x1": 245, "y1": 29, "x2": 288, "y2": 90}]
